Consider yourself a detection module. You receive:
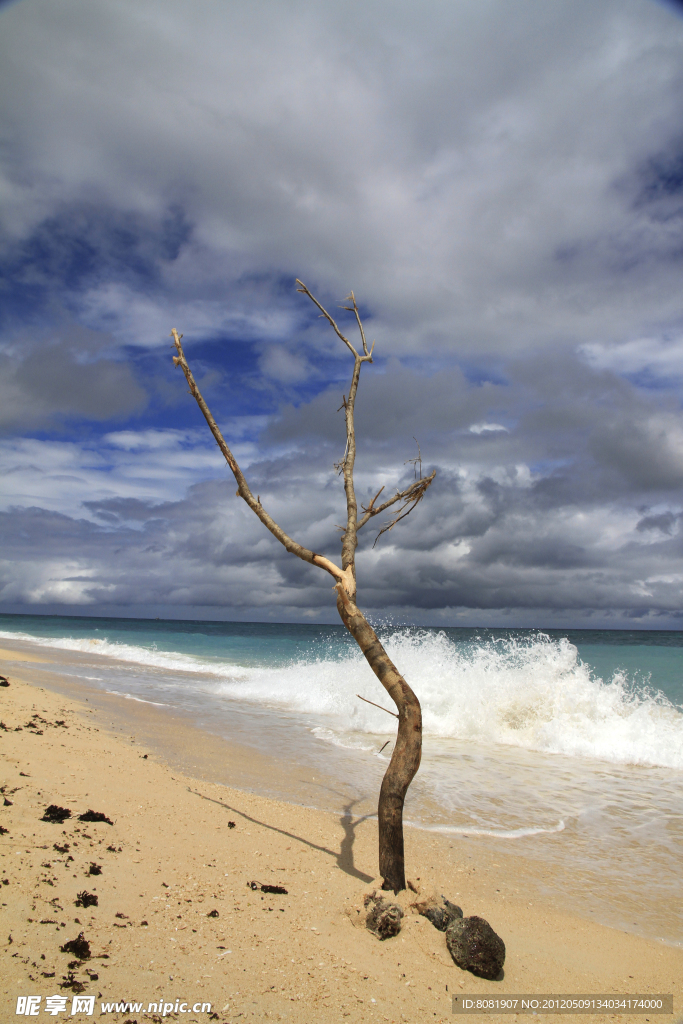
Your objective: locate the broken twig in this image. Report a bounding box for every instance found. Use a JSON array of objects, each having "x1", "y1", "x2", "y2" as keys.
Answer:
[{"x1": 357, "y1": 694, "x2": 398, "y2": 719}]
